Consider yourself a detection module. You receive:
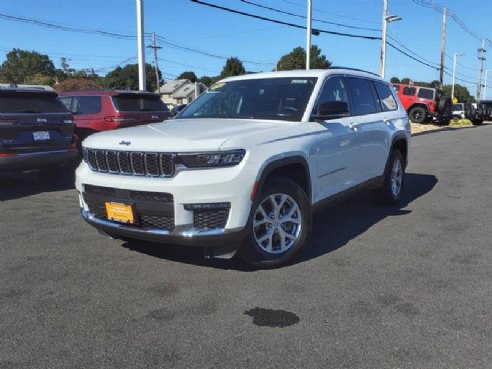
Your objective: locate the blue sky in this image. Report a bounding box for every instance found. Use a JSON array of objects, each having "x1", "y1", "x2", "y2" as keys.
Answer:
[{"x1": 0, "y1": 0, "x2": 490, "y2": 95}]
